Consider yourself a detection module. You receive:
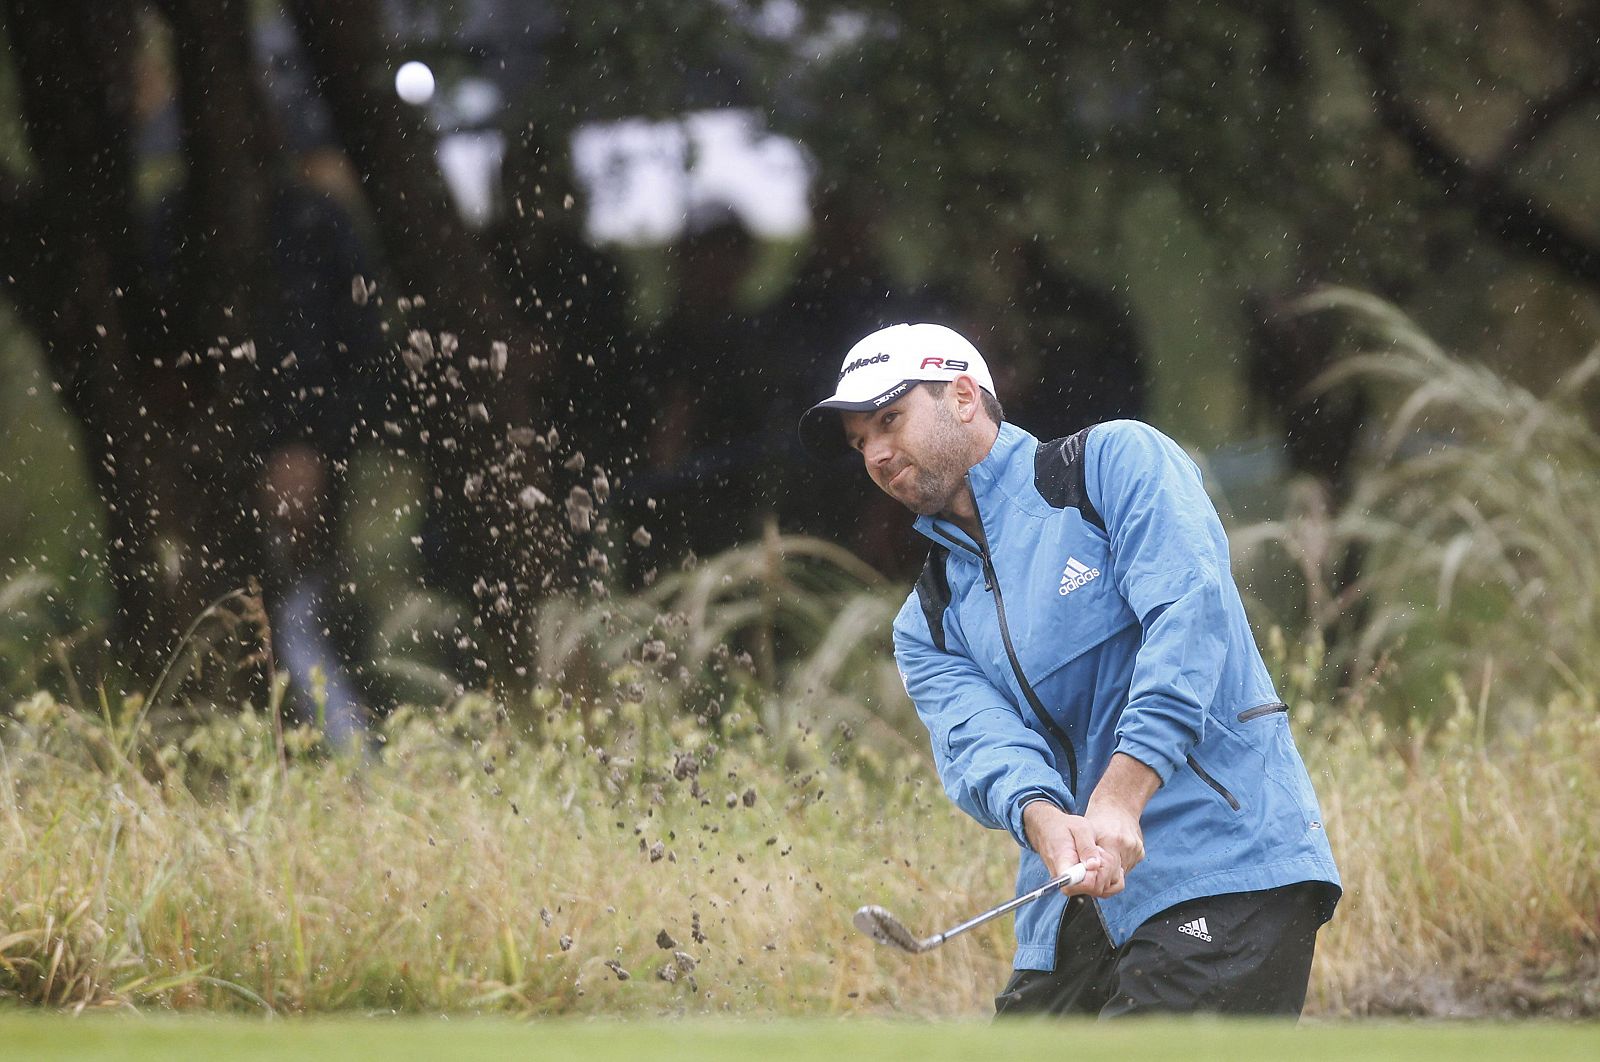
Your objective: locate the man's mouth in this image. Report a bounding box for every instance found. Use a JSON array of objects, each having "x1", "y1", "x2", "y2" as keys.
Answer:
[{"x1": 887, "y1": 465, "x2": 913, "y2": 490}]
